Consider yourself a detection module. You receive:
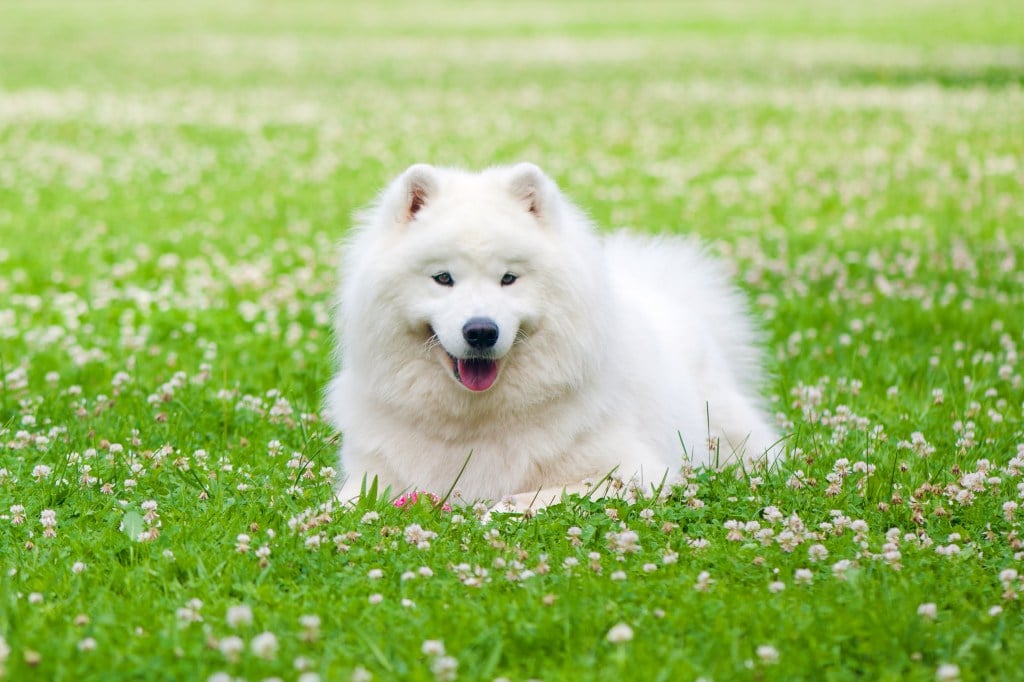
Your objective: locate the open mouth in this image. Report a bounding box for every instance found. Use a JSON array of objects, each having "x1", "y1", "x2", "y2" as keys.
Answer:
[
  {"x1": 428, "y1": 327, "x2": 503, "y2": 392},
  {"x1": 447, "y1": 352, "x2": 500, "y2": 392}
]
